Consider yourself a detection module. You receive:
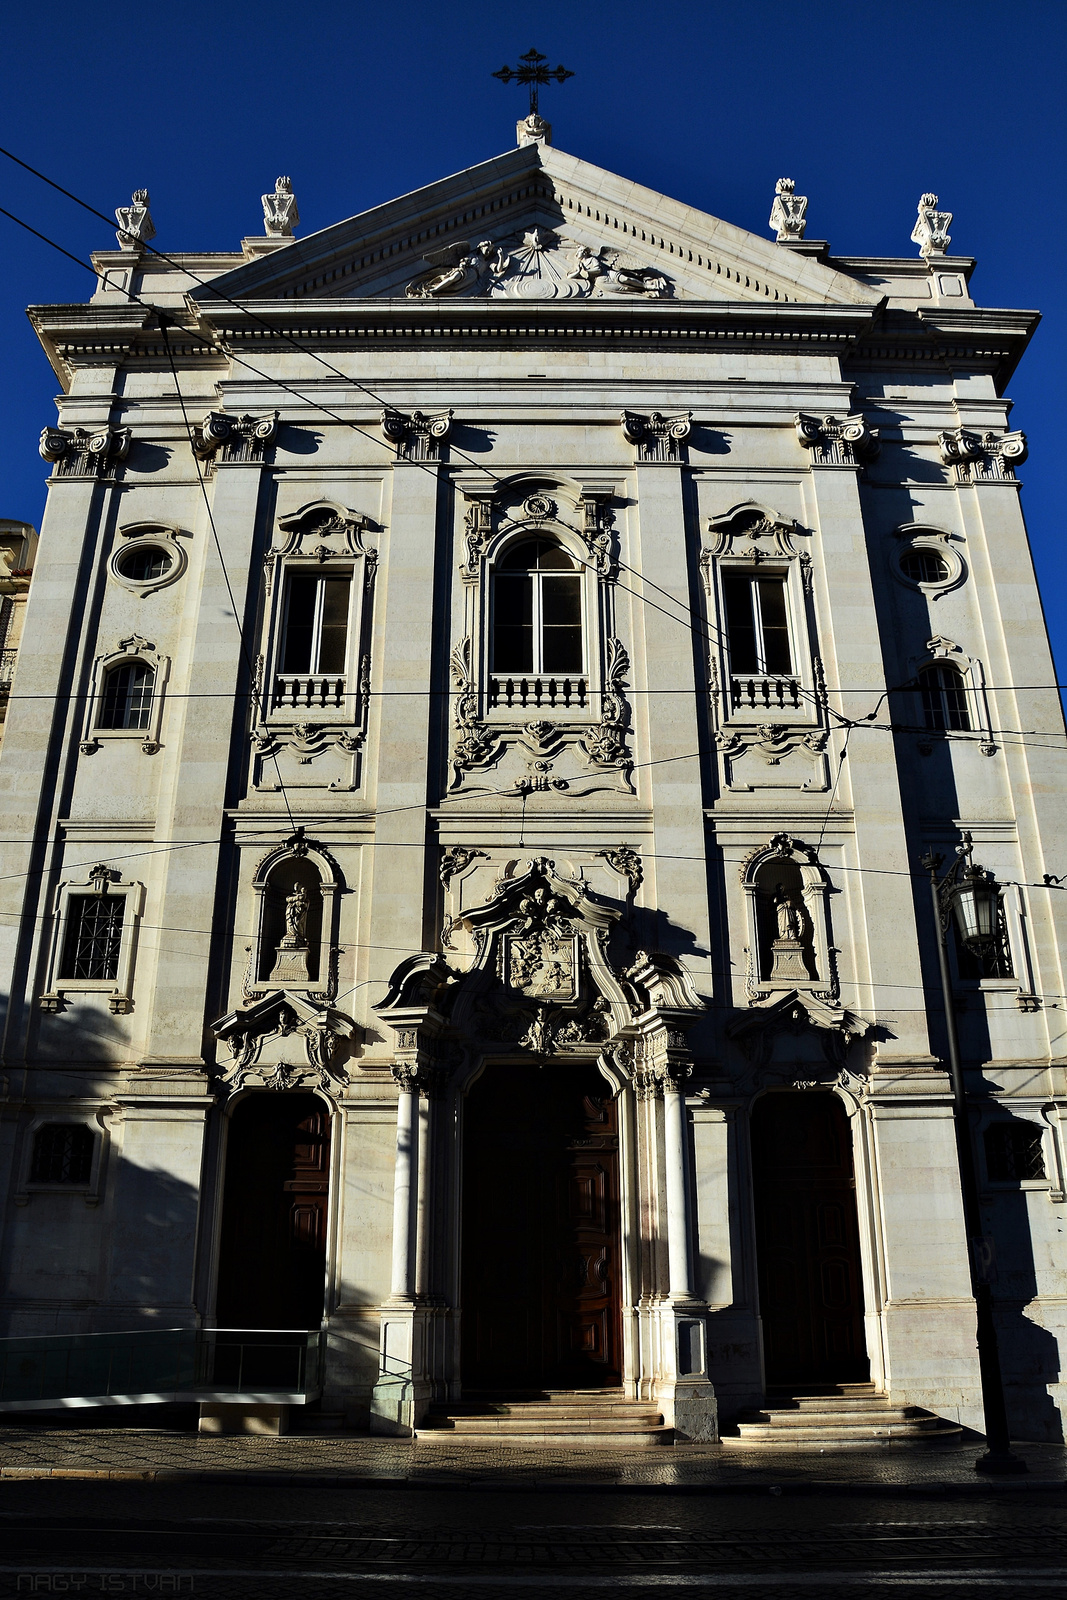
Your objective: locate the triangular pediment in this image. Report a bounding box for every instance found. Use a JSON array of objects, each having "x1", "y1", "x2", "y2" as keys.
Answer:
[{"x1": 191, "y1": 144, "x2": 881, "y2": 310}]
